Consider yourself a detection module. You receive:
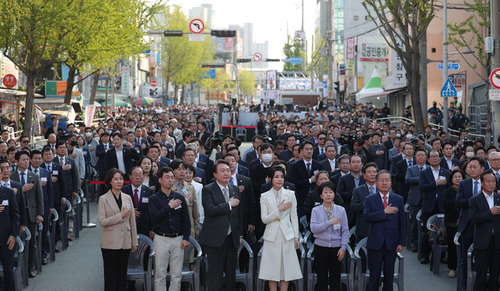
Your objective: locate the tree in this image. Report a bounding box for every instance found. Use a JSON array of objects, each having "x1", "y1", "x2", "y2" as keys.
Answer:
[
  {"x1": 282, "y1": 36, "x2": 303, "y2": 71},
  {"x1": 308, "y1": 32, "x2": 329, "y2": 81},
  {"x1": 155, "y1": 5, "x2": 214, "y2": 105},
  {"x1": 362, "y1": 0, "x2": 436, "y2": 134},
  {"x1": 447, "y1": 0, "x2": 491, "y2": 145},
  {"x1": 239, "y1": 71, "x2": 256, "y2": 97}
]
